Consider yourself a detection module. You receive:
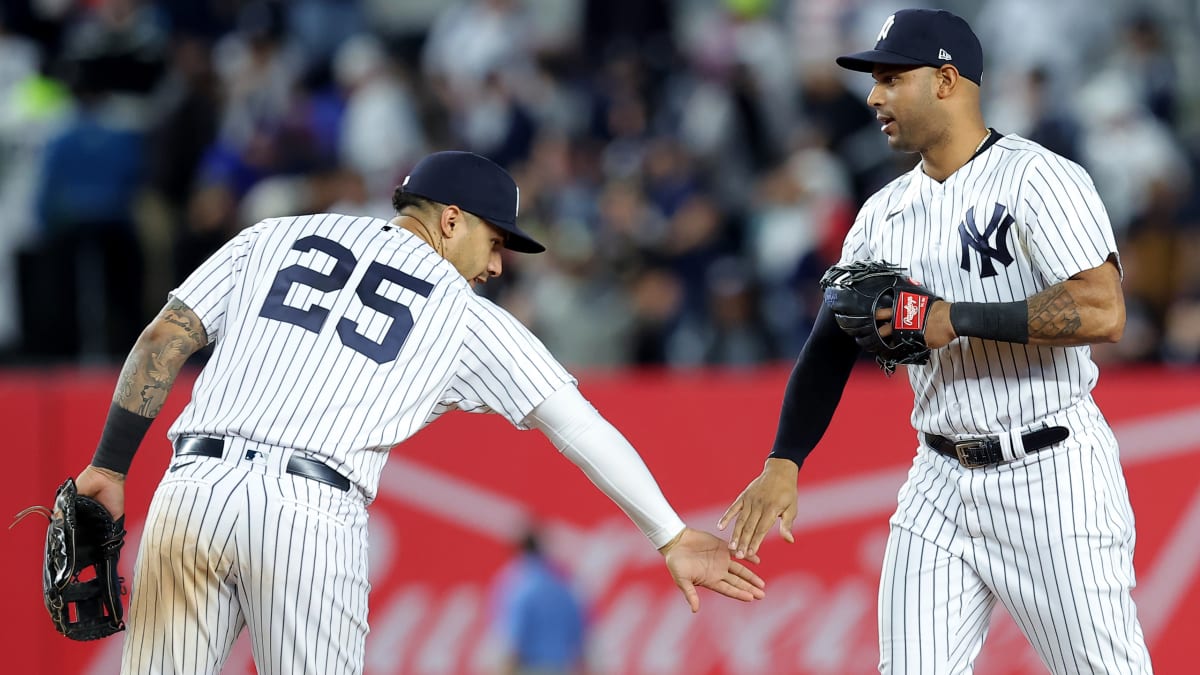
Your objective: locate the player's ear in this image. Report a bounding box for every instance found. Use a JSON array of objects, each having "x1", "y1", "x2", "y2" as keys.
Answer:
[
  {"x1": 935, "y1": 65, "x2": 959, "y2": 98},
  {"x1": 439, "y1": 205, "x2": 460, "y2": 239}
]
